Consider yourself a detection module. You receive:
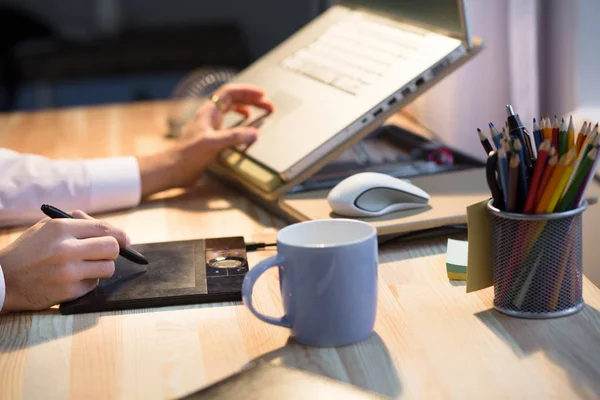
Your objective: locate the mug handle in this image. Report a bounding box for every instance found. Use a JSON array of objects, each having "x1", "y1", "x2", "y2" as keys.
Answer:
[{"x1": 242, "y1": 255, "x2": 291, "y2": 328}]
